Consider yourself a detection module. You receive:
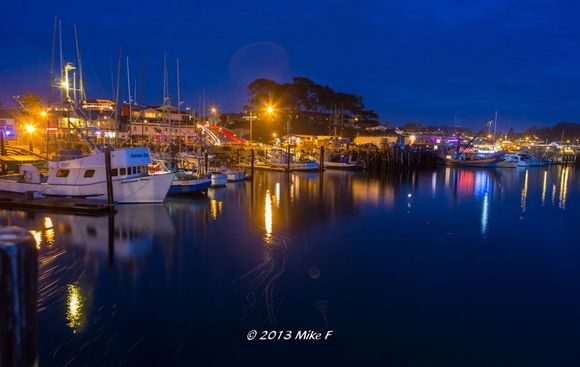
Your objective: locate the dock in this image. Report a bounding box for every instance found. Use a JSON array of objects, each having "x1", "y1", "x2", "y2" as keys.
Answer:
[{"x1": 0, "y1": 192, "x2": 114, "y2": 215}]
